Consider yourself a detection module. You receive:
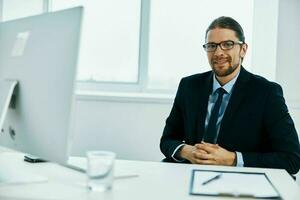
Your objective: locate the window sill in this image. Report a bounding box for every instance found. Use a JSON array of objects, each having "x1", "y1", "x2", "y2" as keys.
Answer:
[{"x1": 75, "y1": 90, "x2": 175, "y2": 104}]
